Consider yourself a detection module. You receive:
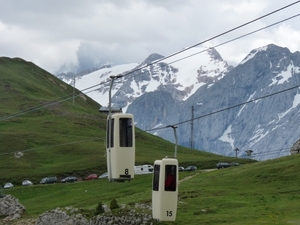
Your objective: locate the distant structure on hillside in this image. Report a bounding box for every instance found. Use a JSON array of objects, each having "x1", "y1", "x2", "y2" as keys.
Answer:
[
  {"x1": 99, "y1": 107, "x2": 122, "y2": 114},
  {"x1": 290, "y1": 139, "x2": 300, "y2": 155},
  {"x1": 245, "y1": 150, "x2": 253, "y2": 159}
]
